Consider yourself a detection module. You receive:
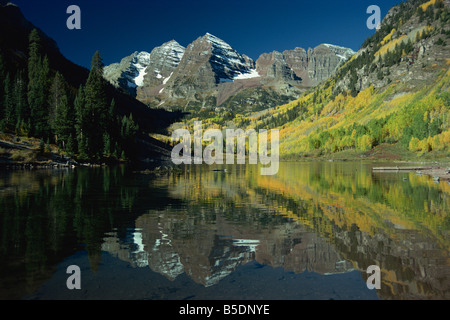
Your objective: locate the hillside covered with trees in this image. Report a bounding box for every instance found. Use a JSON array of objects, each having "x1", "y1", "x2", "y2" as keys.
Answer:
[
  {"x1": 170, "y1": 0, "x2": 449, "y2": 161},
  {"x1": 0, "y1": 2, "x2": 186, "y2": 166},
  {"x1": 0, "y1": 30, "x2": 139, "y2": 162}
]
